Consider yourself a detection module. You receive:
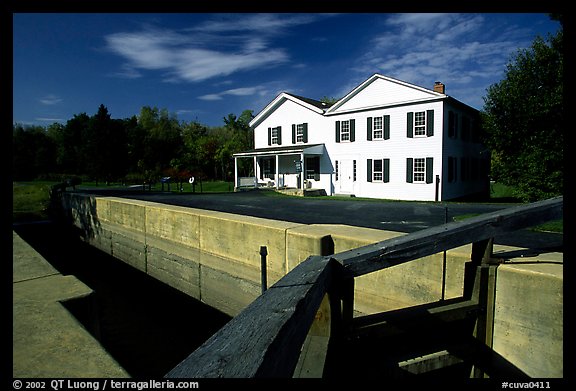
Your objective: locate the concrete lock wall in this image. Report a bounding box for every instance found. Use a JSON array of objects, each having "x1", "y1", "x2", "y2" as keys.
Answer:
[
  {"x1": 61, "y1": 193, "x2": 562, "y2": 377},
  {"x1": 491, "y1": 252, "x2": 563, "y2": 378}
]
